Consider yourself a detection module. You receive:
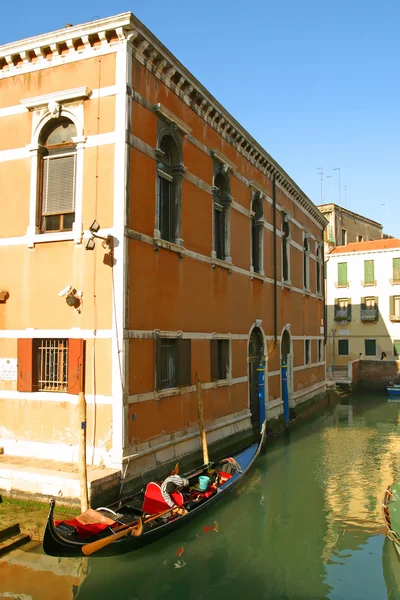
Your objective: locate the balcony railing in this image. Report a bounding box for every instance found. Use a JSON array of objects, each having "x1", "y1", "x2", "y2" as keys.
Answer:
[
  {"x1": 361, "y1": 309, "x2": 378, "y2": 322},
  {"x1": 390, "y1": 314, "x2": 400, "y2": 322},
  {"x1": 335, "y1": 310, "x2": 350, "y2": 322},
  {"x1": 361, "y1": 279, "x2": 376, "y2": 287}
]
